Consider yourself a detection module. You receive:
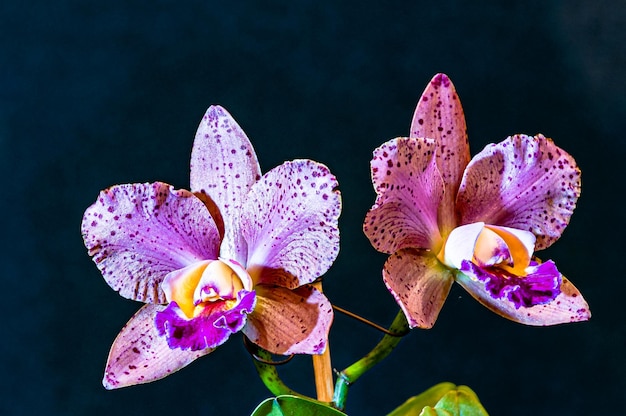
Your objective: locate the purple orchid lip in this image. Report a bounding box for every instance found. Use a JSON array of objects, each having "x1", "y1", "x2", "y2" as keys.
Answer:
[
  {"x1": 155, "y1": 290, "x2": 257, "y2": 351},
  {"x1": 460, "y1": 260, "x2": 561, "y2": 309}
]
